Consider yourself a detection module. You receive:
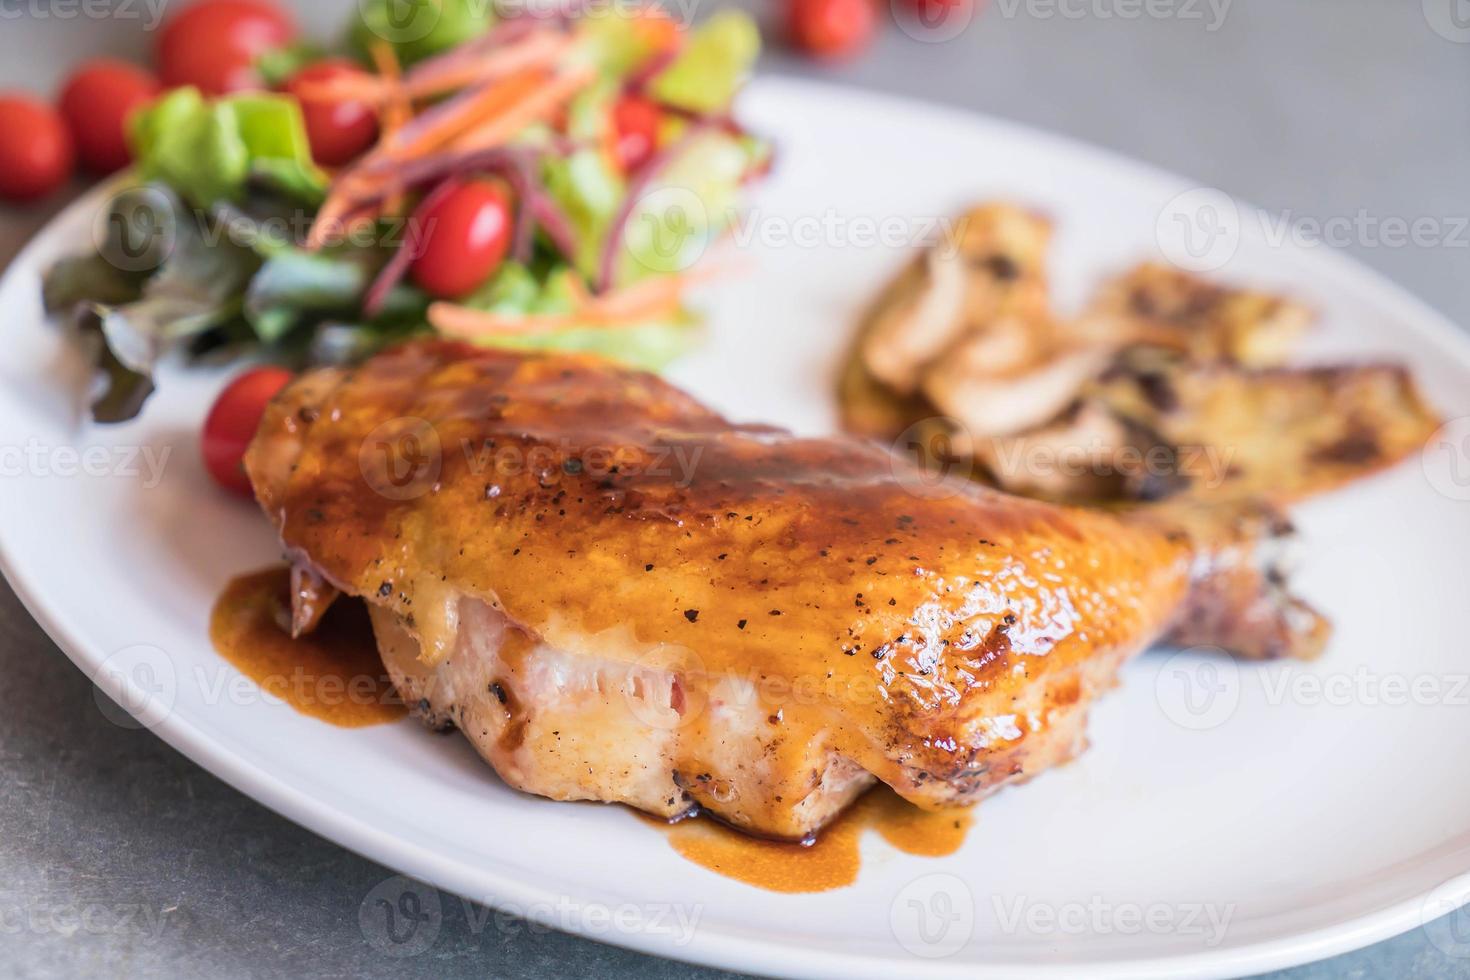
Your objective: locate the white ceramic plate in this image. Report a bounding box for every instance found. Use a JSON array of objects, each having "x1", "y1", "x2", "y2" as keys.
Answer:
[{"x1": 4, "y1": 77, "x2": 1470, "y2": 980}]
